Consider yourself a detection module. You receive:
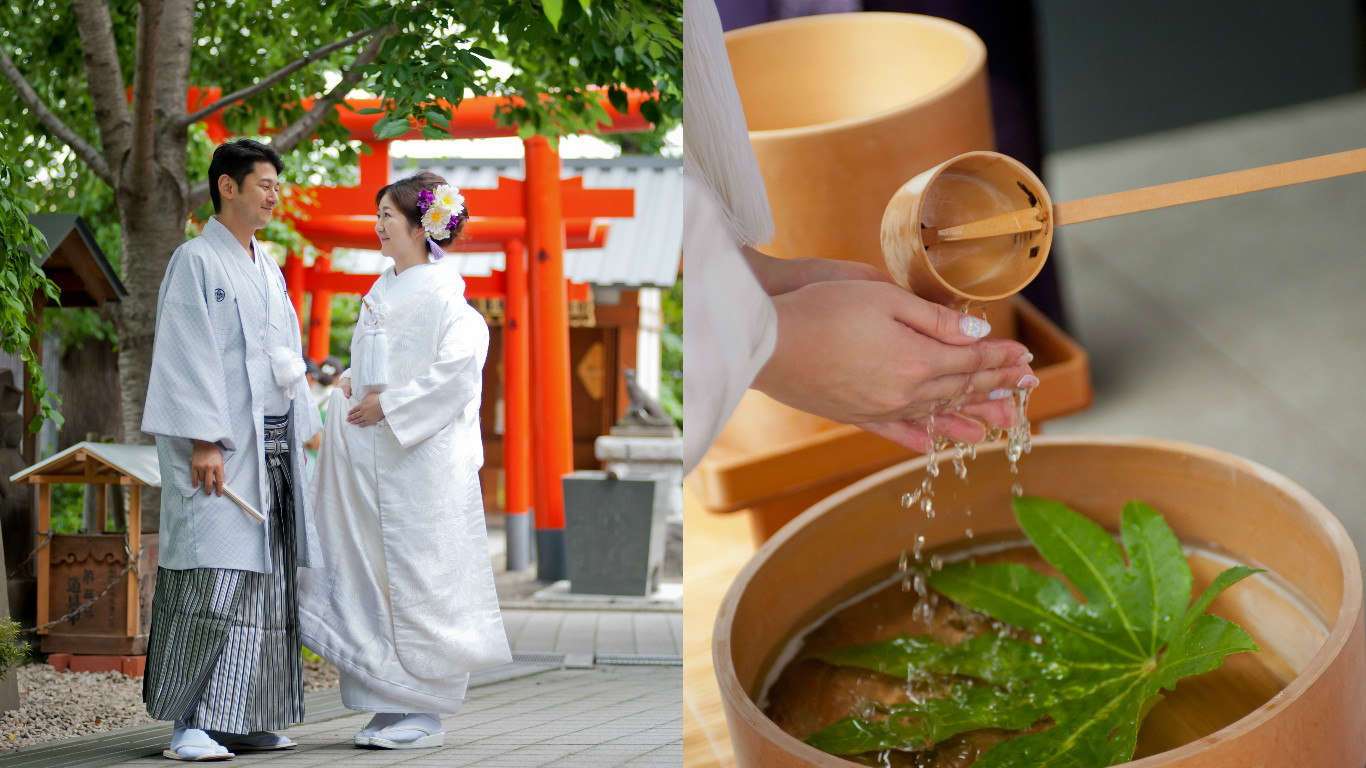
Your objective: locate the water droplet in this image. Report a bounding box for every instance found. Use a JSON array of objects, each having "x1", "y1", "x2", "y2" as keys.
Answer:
[
  {"x1": 898, "y1": 550, "x2": 909, "y2": 571},
  {"x1": 1004, "y1": 387, "x2": 1034, "y2": 489},
  {"x1": 1012, "y1": 482, "x2": 1023, "y2": 497},
  {"x1": 965, "y1": 527, "x2": 974, "y2": 539},
  {"x1": 930, "y1": 554, "x2": 943, "y2": 571}
]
